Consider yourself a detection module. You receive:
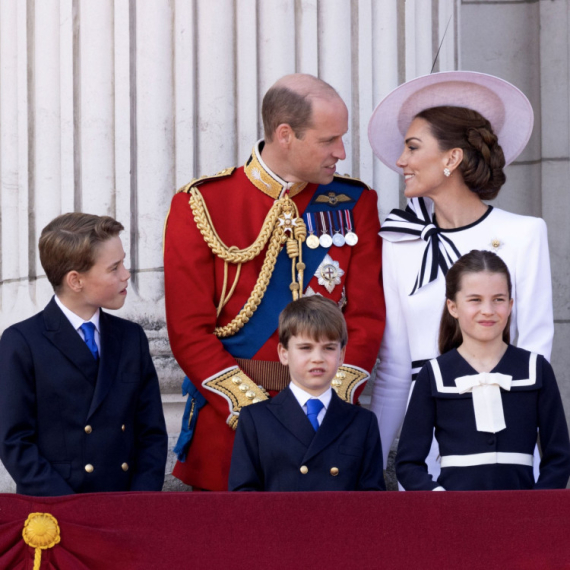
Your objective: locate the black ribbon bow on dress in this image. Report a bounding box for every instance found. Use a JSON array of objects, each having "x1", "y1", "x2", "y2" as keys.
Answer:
[{"x1": 380, "y1": 197, "x2": 461, "y2": 295}]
